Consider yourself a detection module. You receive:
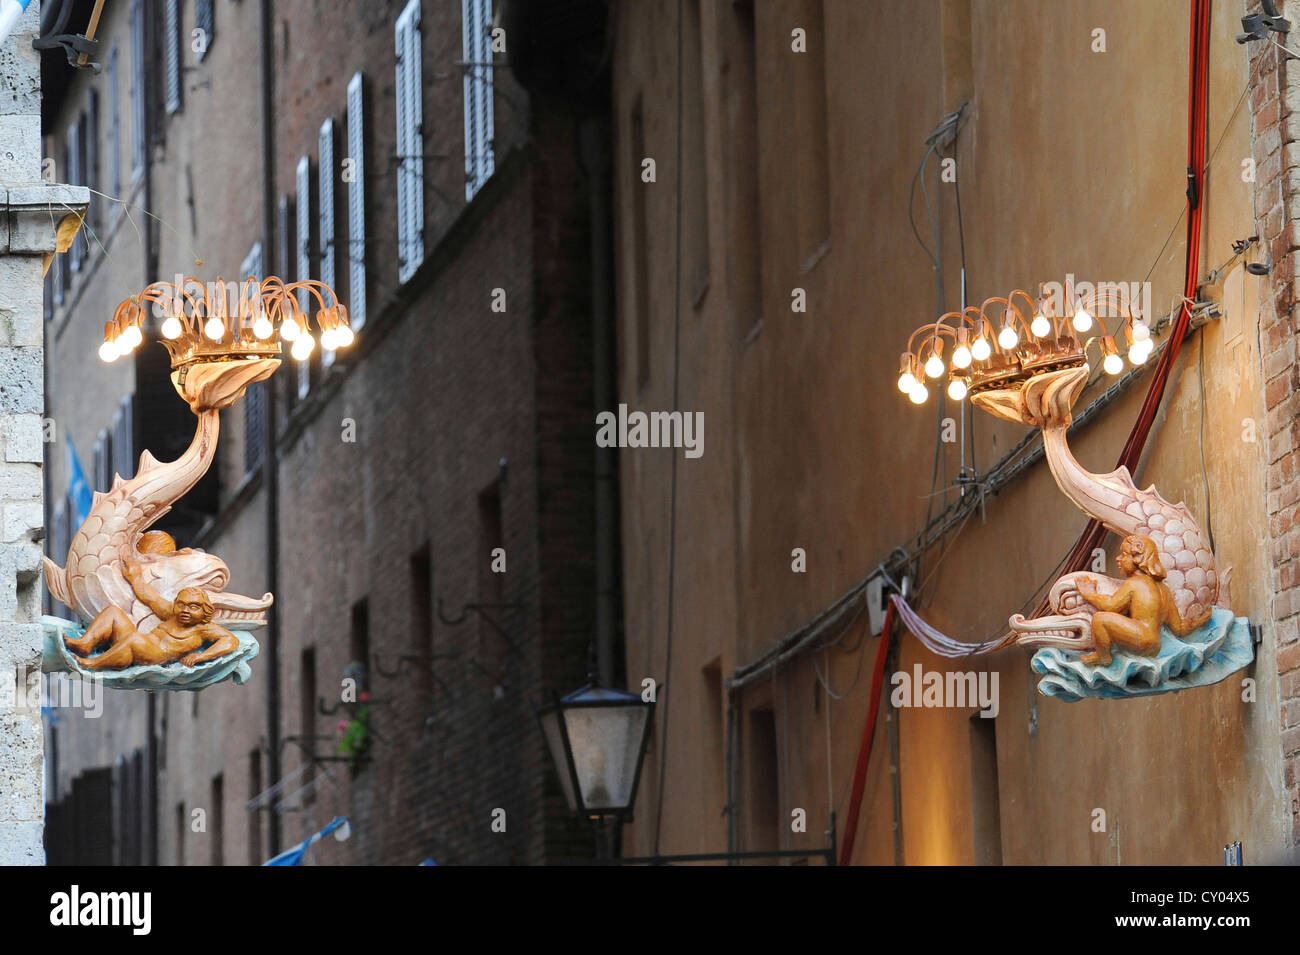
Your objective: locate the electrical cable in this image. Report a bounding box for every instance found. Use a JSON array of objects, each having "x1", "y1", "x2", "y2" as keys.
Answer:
[{"x1": 837, "y1": 599, "x2": 894, "y2": 866}]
